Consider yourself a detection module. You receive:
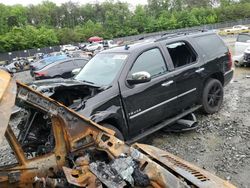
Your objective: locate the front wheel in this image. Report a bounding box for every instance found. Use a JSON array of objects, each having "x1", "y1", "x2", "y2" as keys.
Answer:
[{"x1": 201, "y1": 79, "x2": 224, "y2": 114}]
